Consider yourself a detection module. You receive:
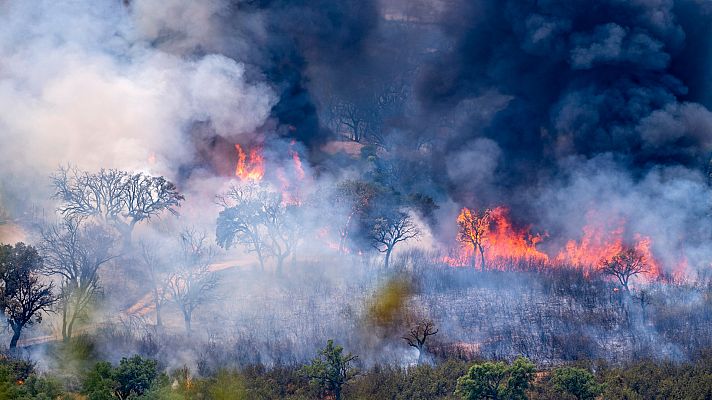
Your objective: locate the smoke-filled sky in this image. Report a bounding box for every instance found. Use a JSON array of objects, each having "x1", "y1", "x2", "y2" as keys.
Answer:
[{"x1": 1, "y1": 0, "x2": 712, "y2": 273}]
